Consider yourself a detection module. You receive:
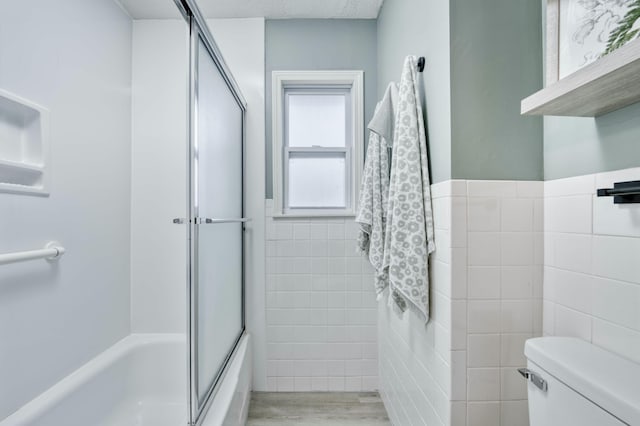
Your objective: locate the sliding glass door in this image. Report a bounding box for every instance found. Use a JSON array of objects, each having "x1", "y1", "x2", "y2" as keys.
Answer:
[{"x1": 187, "y1": 11, "x2": 246, "y2": 425}]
